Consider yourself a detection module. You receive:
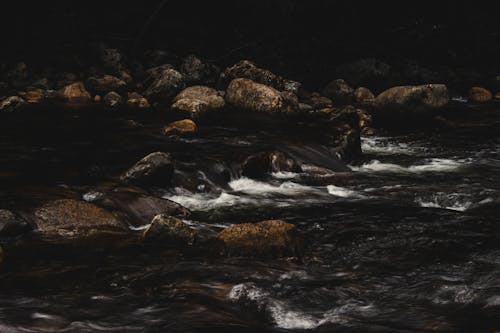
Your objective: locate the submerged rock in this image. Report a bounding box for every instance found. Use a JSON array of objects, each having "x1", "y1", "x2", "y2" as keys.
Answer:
[
  {"x1": 104, "y1": 91, "x2": 123, "y2": 108},
  {"x1": 0, "y1": 96, "x2": 26, "y2": 112},
  {"x1": 57, "y1": 82, "x2": 92, "y2": 103},
  {"x1": 90, "y1": 191, "x2": 190, "y2": 226},
  {"x1": 120, "y1": 152, "x2": 174, "y2": 186},
  {"x1": 322, "y1": 79, "x2": 354, "y2": 104},
  {"x1": 144, "y1": 68, "x2": 185, "y2": 101},
  {"x1": 143, "y1": 214, "x2": 197, "y2": 245},
  {"x1": 0, "y1": 209, "x2": 33, "y2": 237},
  {"x1": 33, "y1": 199, "x2": 128, "y2": 240},
  {"x1": 126, "y1": 92, "x2": 150, "y2": 109},
  {"x1": 225, "y1": 78, "x2": 298, "y2": 113},
  {"x1": 162, "y1": 119, "x2": 197, "y2": 136},
  {"x1": 242, "y1": 151, "x2": 302, "y2": 179},
  {"x1": 374, "y1": 84, "x2": 449, "y2": 112},
  {"x1": 469, "y1": 87, "x2": 493, "y2": 102},
  {"x1": 214, "y1": 220, "x2": 302, "y2": 257}
]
